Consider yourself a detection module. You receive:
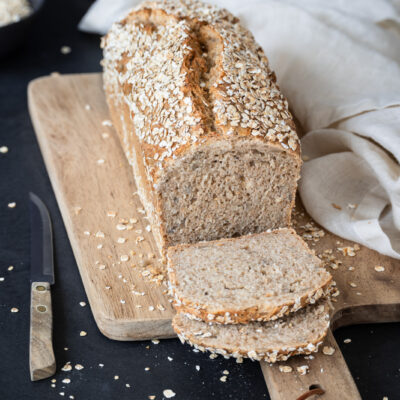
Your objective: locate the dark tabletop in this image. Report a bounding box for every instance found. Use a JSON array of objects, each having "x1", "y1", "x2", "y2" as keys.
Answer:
[{"x1": 0, "y1": 1, "x2": 399, "y2": 399}]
